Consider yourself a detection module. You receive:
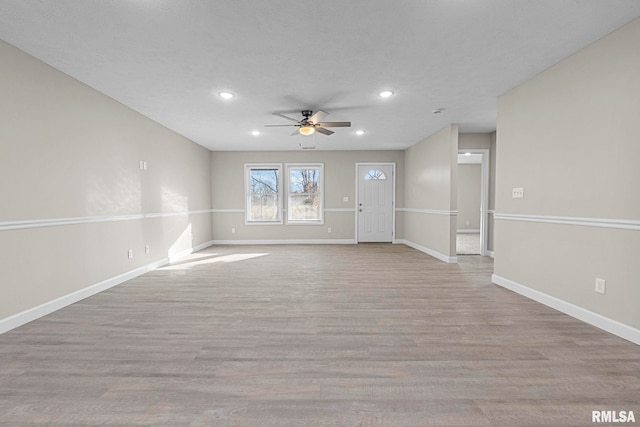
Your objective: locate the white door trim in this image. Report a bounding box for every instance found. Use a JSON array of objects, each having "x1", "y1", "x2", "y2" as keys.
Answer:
[{"x1": 355, "y1": 162, "x2": 396, "y2": 243}]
